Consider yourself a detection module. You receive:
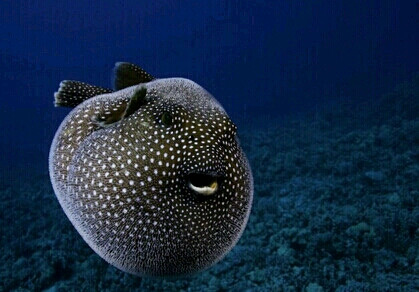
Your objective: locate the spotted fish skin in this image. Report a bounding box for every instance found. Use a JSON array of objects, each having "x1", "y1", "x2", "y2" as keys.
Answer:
[{"x1": 49, "y1": 65, "x2": 253, "y2": 277}]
